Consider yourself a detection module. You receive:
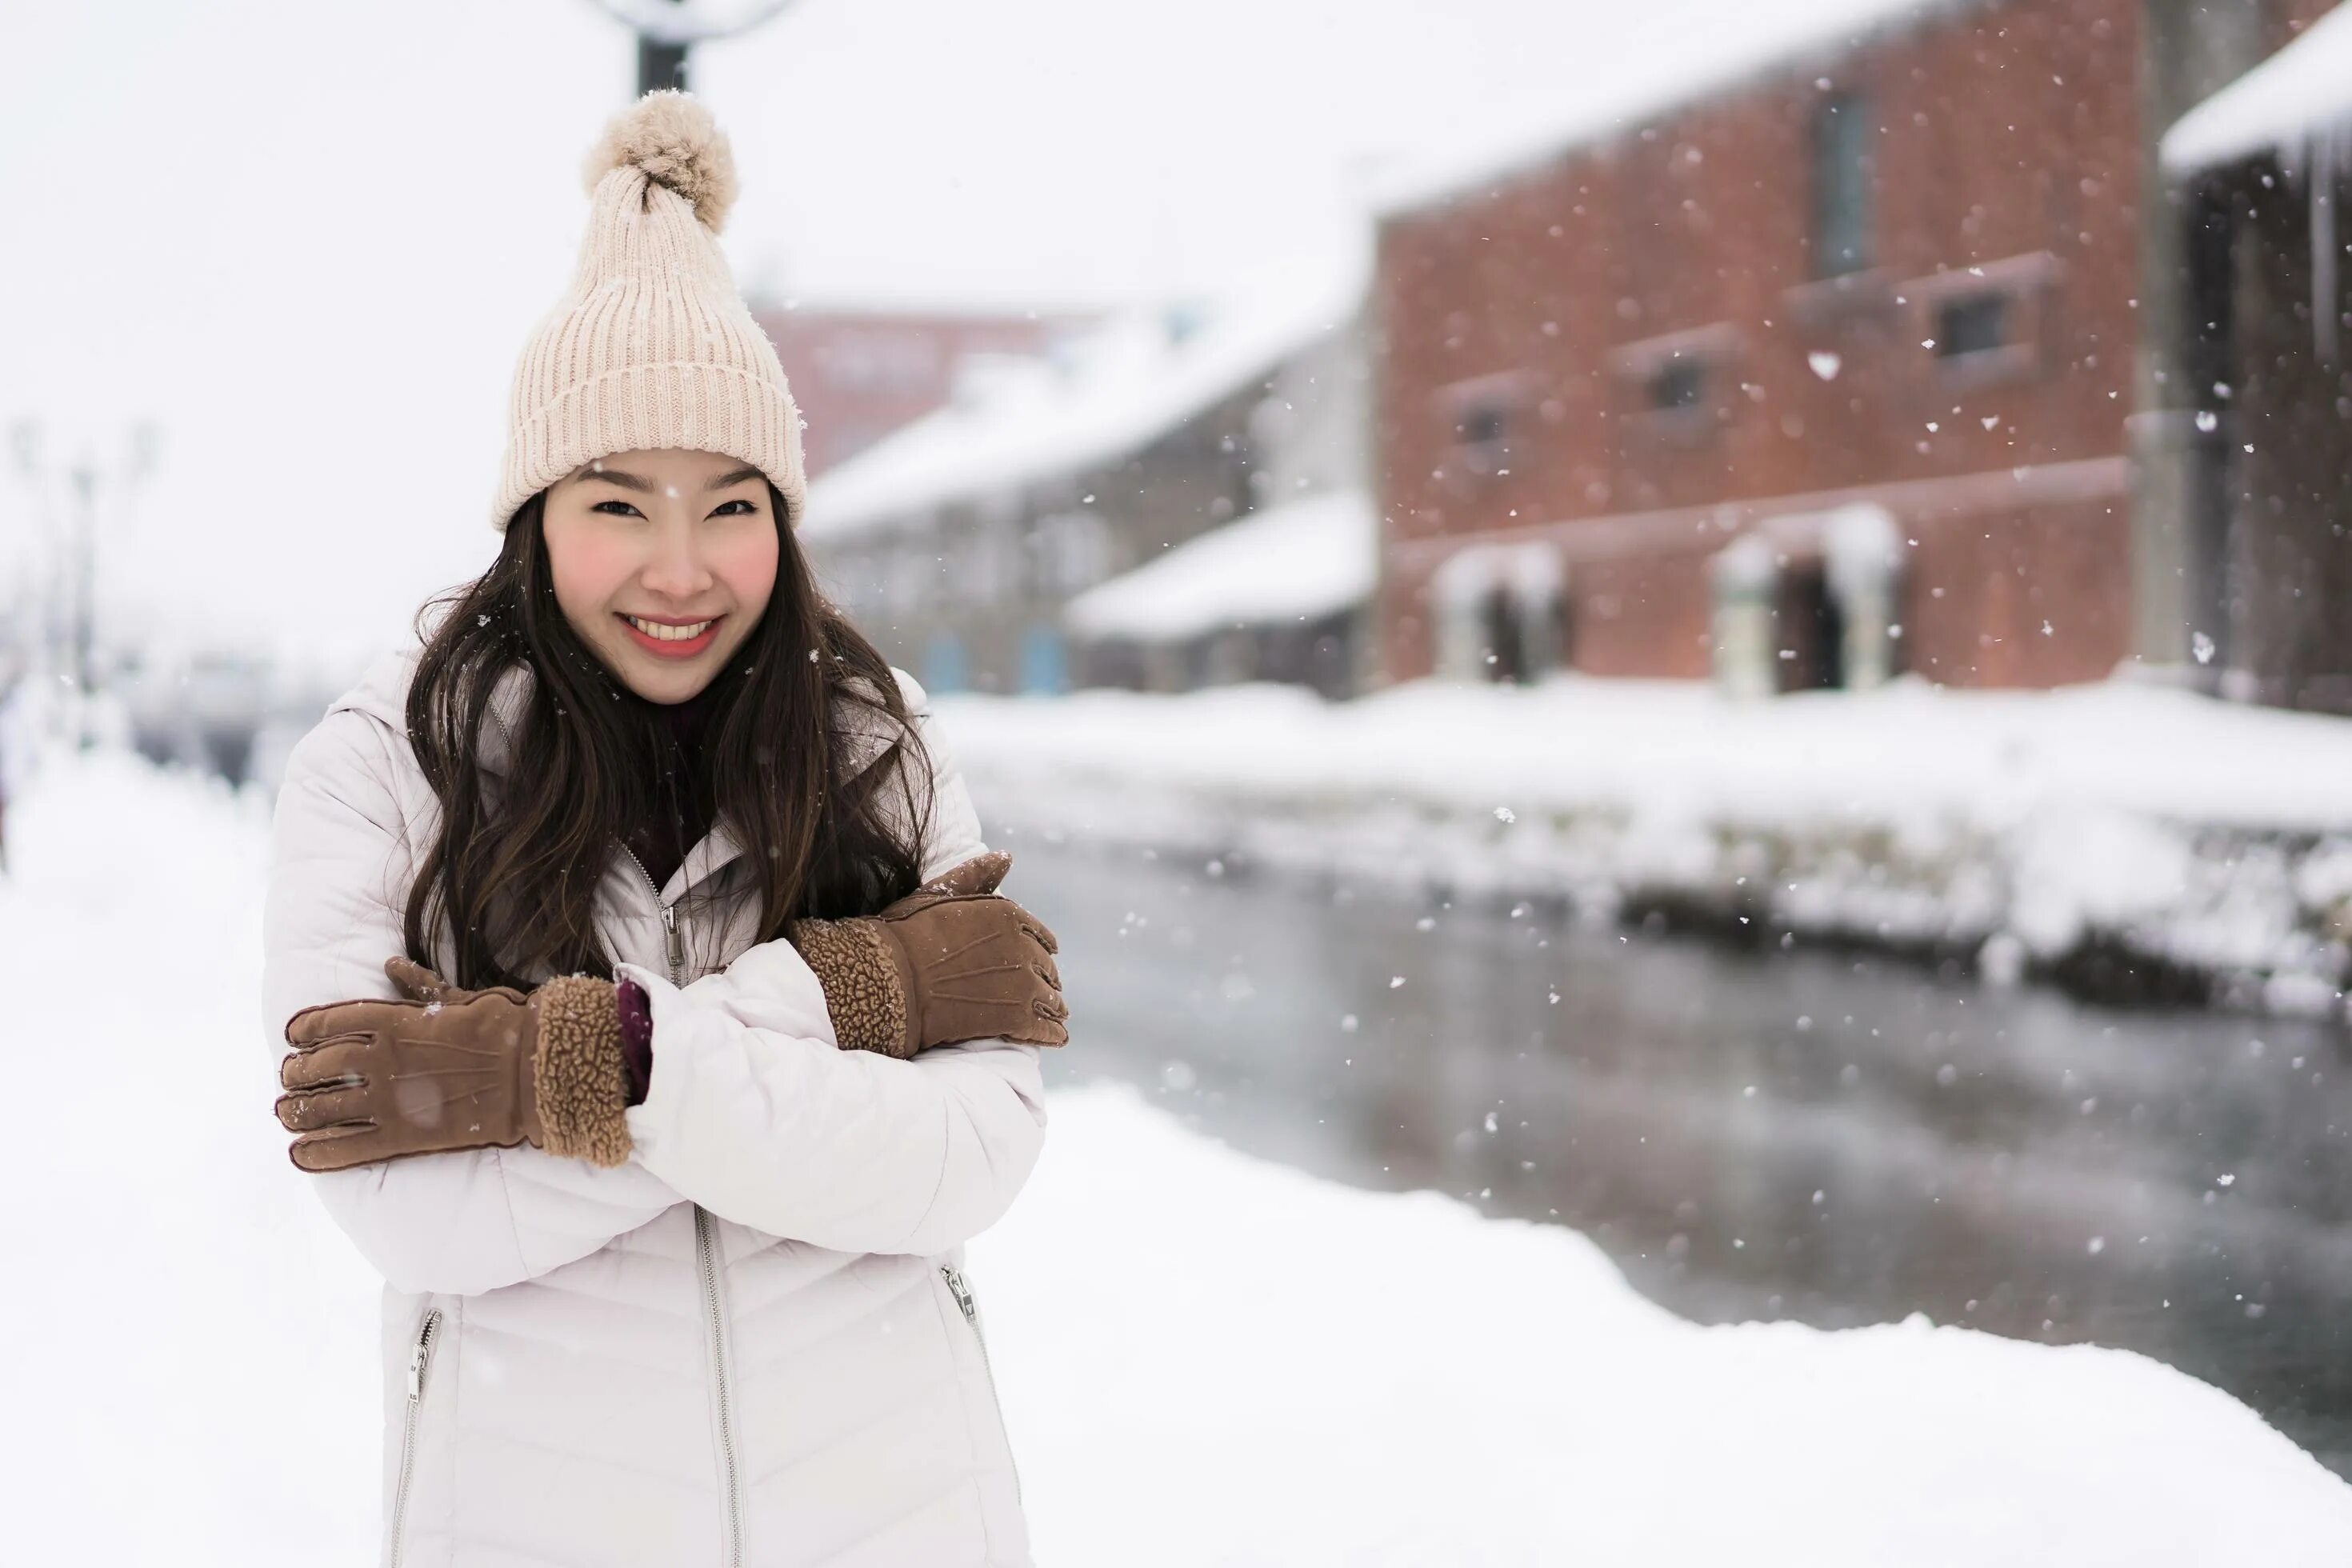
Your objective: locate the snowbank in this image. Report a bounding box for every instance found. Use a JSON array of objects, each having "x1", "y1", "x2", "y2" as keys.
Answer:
[
  {"x1": 992, "y1": 1078, "x2": 2352, "y2": 1566},
  {"x1": 933, "y1": 674, "x2": 2352, "y2": 1015},
  {"x1": 1062, "y1": 486, "x2": 1375, "y2": 642},
  {"x1": 8, "y1": 748, "x2": 2349, "y2": 1563}
]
